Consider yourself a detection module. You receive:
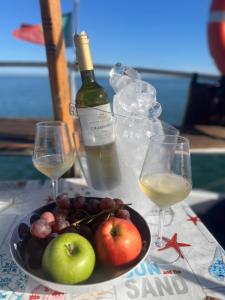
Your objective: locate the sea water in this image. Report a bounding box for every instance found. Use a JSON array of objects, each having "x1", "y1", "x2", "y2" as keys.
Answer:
[{"x1": 0, "y1": 74, "x2": 190, "y2": 126}]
